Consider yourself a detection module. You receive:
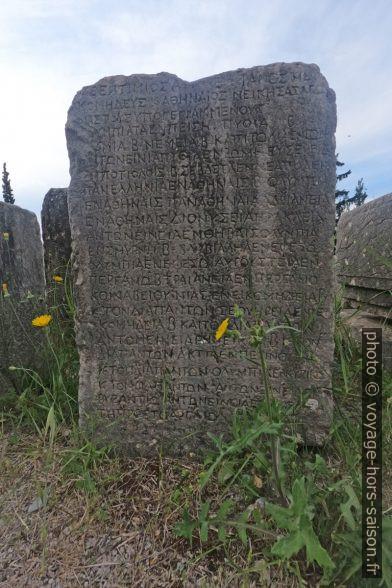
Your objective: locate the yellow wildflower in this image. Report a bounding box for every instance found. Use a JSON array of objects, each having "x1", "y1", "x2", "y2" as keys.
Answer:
[
  {"x1": 32, "y1": 314, "x2": 52, "y2": 328},
  {"x1": 2, "y1": 282, "x2": 9, "y2": 297},
  {"x1": 215, "y1": 318, "x2": 229, "y2": 341},
  {"x1": 3, "y1": 232, "x2": 10, "y2": 241},
  {"x1": 53, "y1": 275, "x2": 63, "y2": 283}
]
